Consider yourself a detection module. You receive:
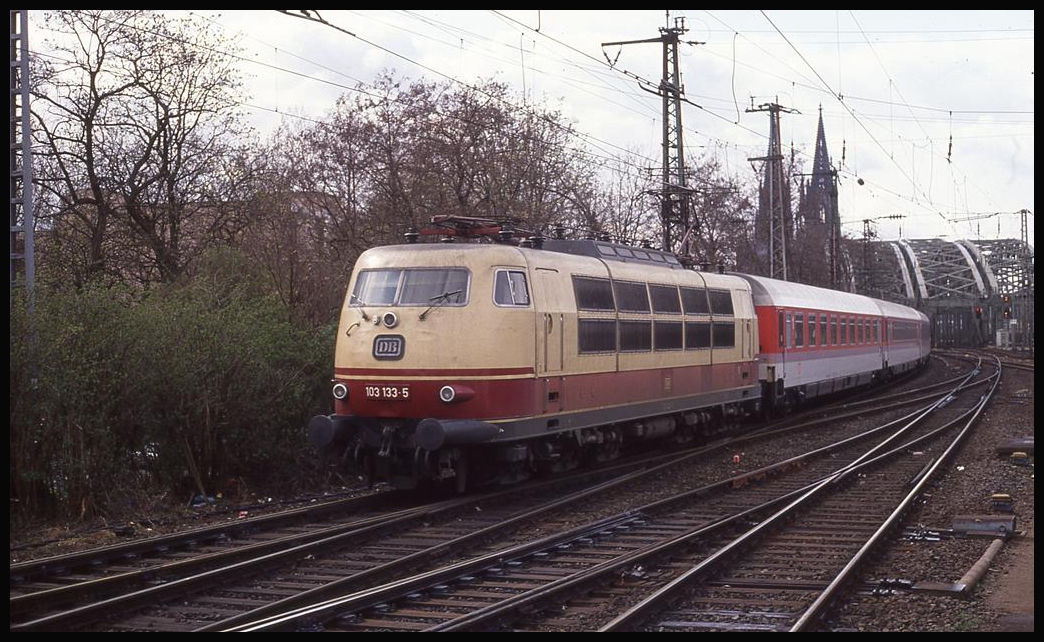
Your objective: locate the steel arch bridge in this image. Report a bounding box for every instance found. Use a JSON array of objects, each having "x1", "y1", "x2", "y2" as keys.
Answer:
[{"x1": 856, "y1": 238, "x2": 1033, "y2": 348}]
